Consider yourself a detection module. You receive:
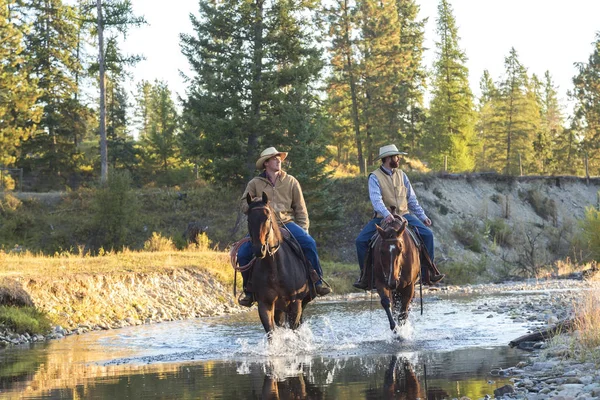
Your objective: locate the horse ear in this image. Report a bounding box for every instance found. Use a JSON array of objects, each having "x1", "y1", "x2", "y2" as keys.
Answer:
[
  {"x1": 376, "y1": 224, "x2": 385, "y2": 236},
  {"x1": 397, "y1": 220, "x2": 407, "y2": 237},
  {"x1": 246, "y1": 193, "x2": 252, "y2": 205},
  {"x1": 262, "y1": 192, "x2": 269, "y2": 204}
]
